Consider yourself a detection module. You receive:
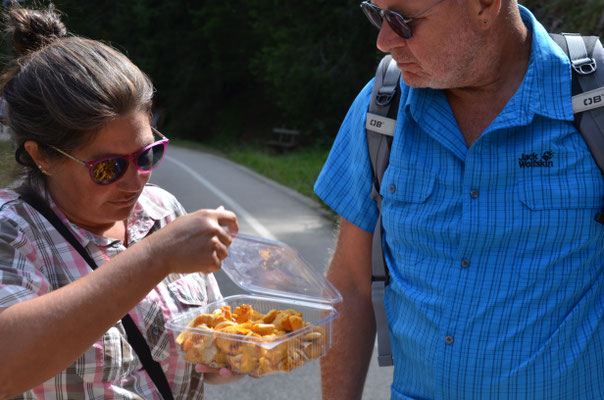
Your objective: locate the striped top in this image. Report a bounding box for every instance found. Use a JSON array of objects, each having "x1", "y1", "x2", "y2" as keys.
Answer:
[
  {"x1": 0, "y1": 184, "x2": 221, "y2": 399},
  {"x1": 315, "y1": 6, "x2": 604, "y2": 399}
]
